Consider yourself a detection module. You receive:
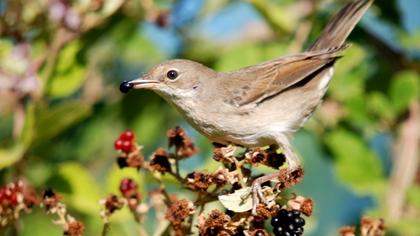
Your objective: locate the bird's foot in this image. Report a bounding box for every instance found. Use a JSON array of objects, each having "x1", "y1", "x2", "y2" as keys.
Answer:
[{"x1": 249, "y1": 166, "x2": 304, "y2": 215}]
